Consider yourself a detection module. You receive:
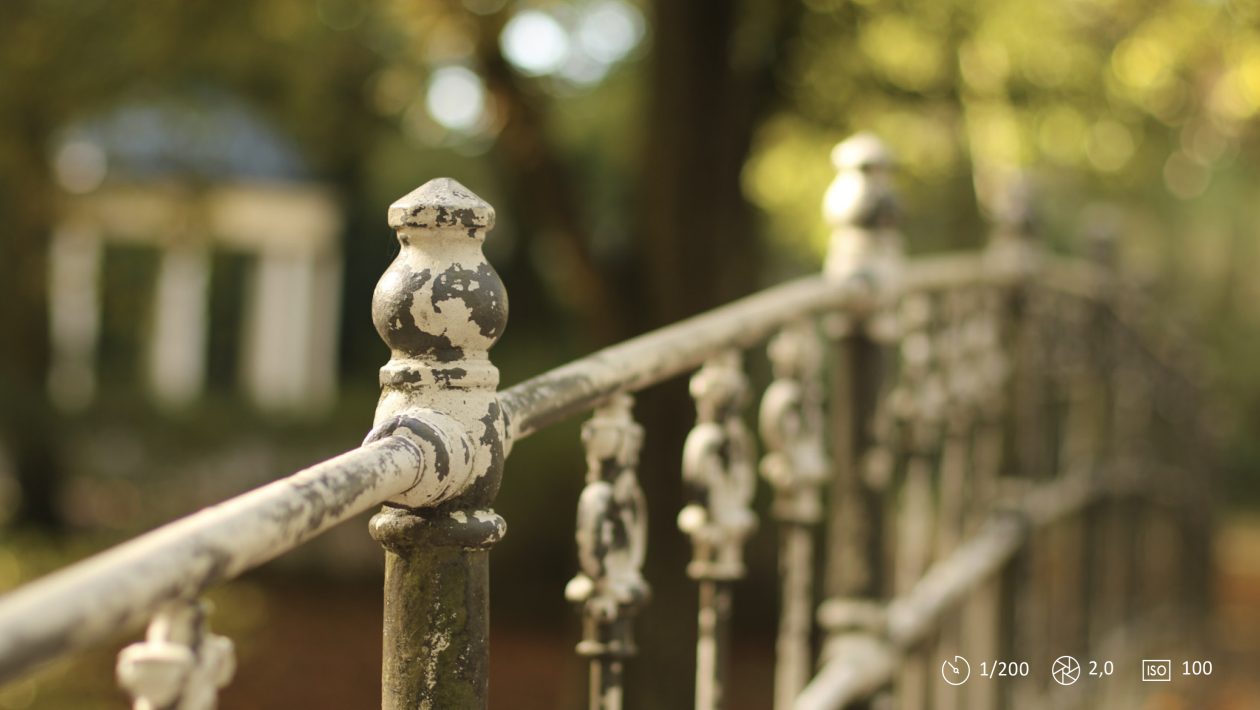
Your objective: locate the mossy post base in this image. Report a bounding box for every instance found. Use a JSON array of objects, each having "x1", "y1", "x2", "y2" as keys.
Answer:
[{"x1": 371, "y1": 507, "x2": 506, "y2": 710}]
